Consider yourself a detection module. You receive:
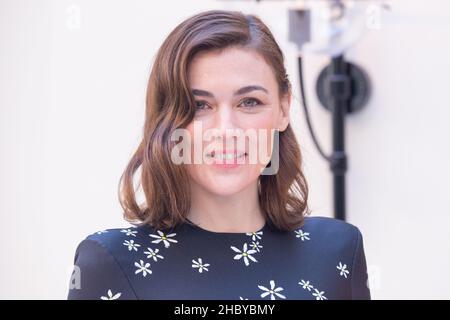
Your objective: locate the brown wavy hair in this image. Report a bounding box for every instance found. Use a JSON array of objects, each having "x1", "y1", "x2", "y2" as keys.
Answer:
[{"x1": 118, "y1": 10, "x2": 310, "y2": 231}]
